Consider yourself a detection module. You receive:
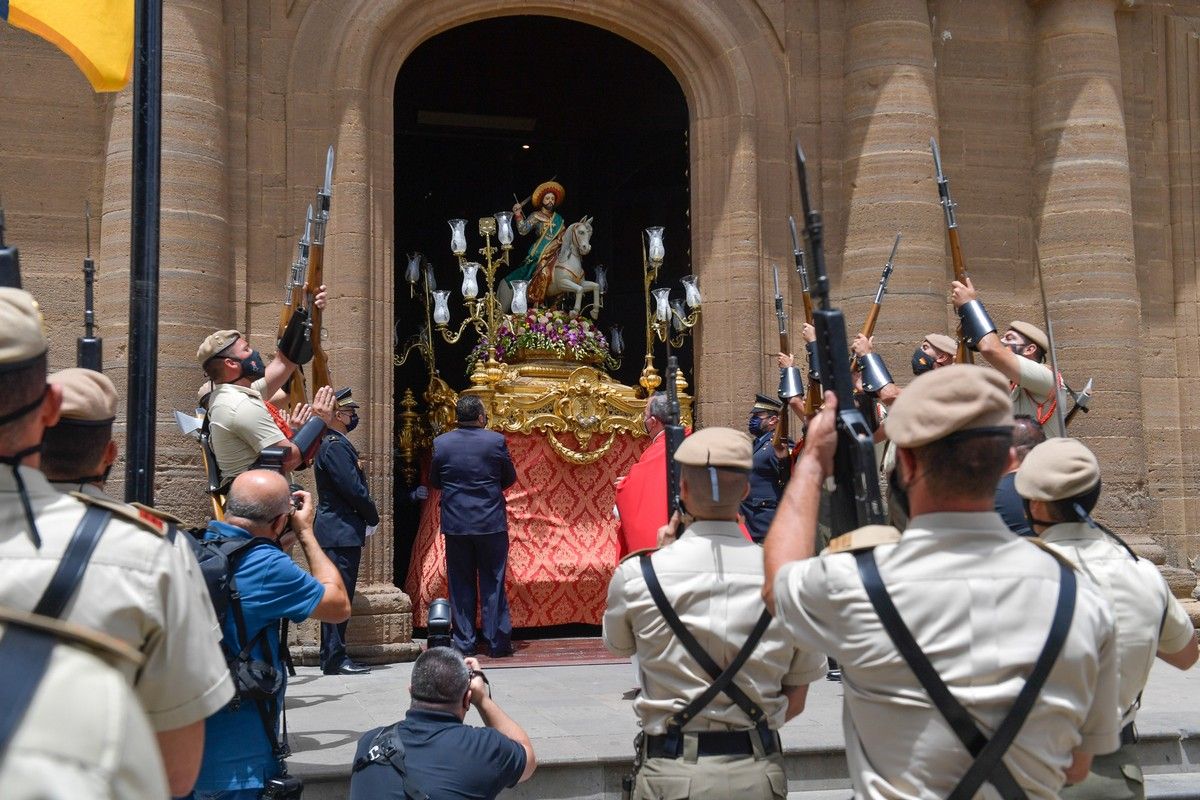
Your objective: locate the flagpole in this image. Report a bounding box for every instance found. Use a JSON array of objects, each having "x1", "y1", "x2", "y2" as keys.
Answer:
[{"x1": 124, "y1": 0, "x2": 162, "y2": 505}]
